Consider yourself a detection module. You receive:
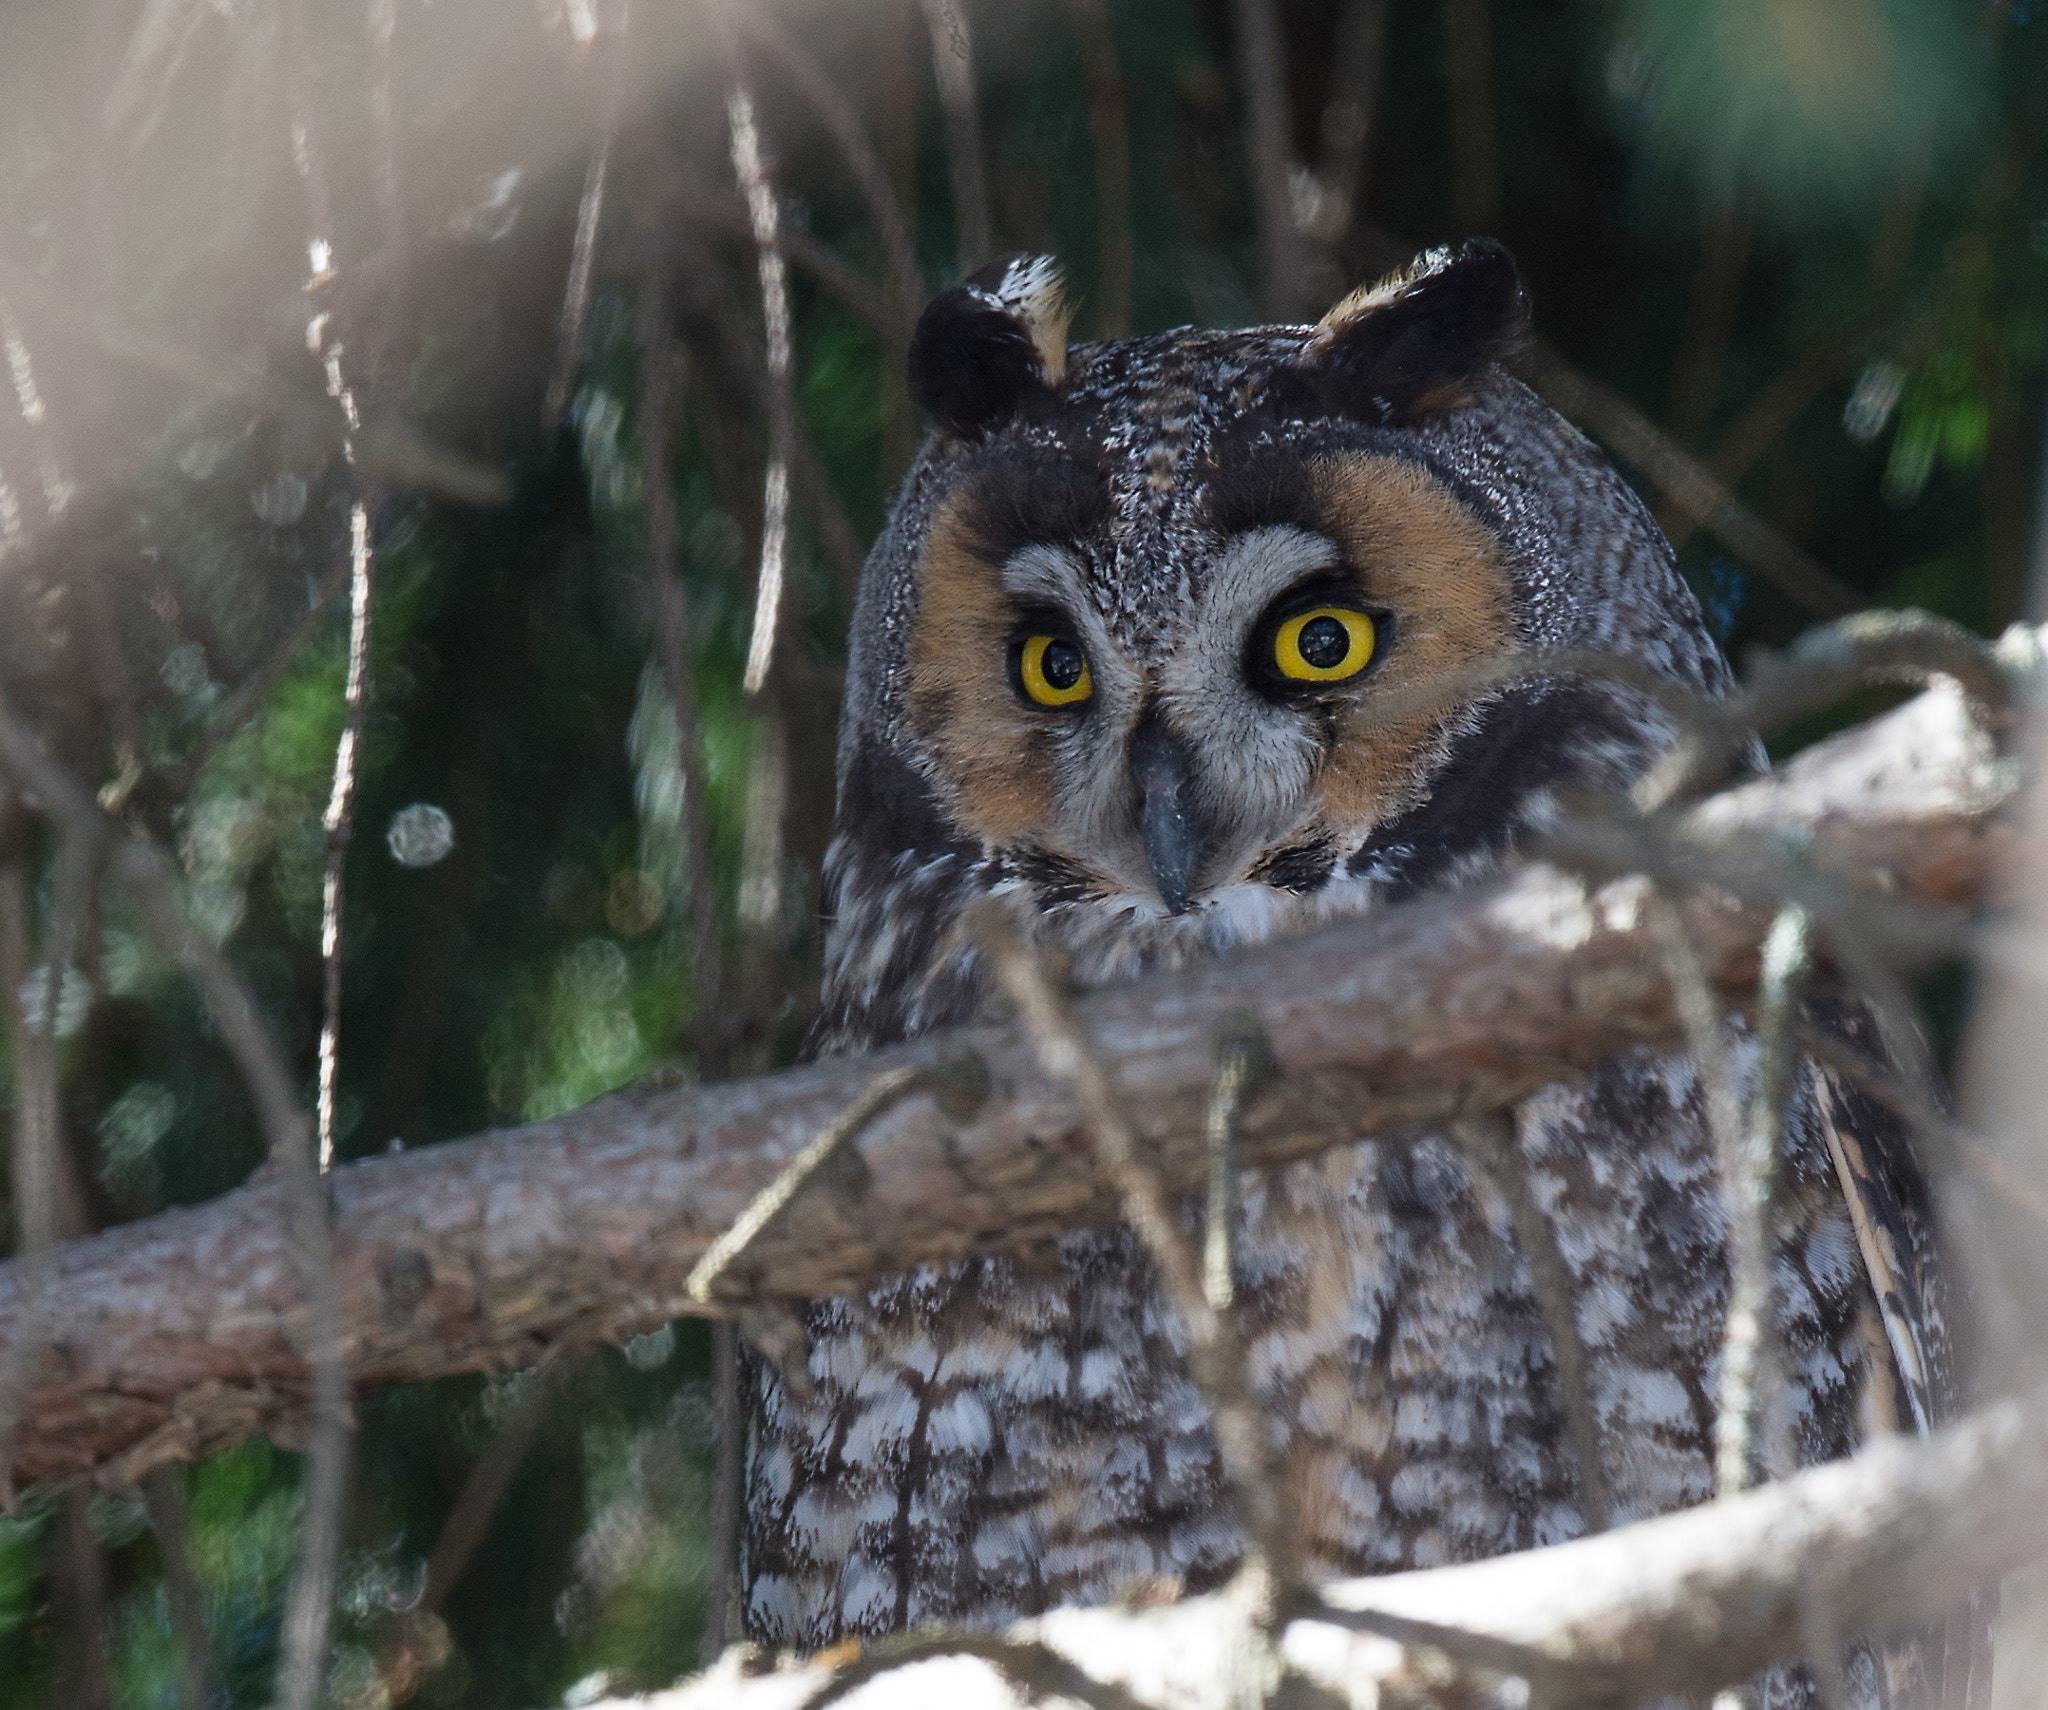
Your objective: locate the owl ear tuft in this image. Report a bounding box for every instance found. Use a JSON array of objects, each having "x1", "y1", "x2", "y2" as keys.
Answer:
[
  {"x1": 908, "y1": 256, "x2": 1072, "y2": 439},
  {"x1": 1275, "y1": 240, "x2": 1529, "y2": 424}
]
